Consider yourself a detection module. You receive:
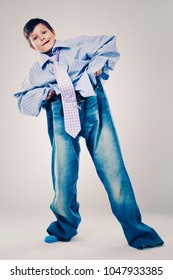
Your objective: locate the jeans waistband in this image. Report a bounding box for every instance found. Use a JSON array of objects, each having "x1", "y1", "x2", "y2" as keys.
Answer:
[{"x1": 48, "y1": 91, "x2": 86, "y2": 103}]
